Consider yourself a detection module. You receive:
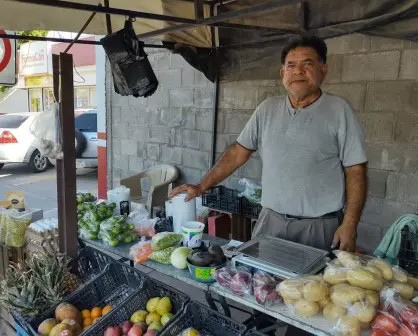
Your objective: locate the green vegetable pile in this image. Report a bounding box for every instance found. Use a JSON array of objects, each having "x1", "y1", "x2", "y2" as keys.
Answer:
[
  {"x1": 99, "y1": 216, "x2": 137, "y2": 247},
  {"x1": 78, "y1": 202, "x2": 116, "y2": 240}
]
